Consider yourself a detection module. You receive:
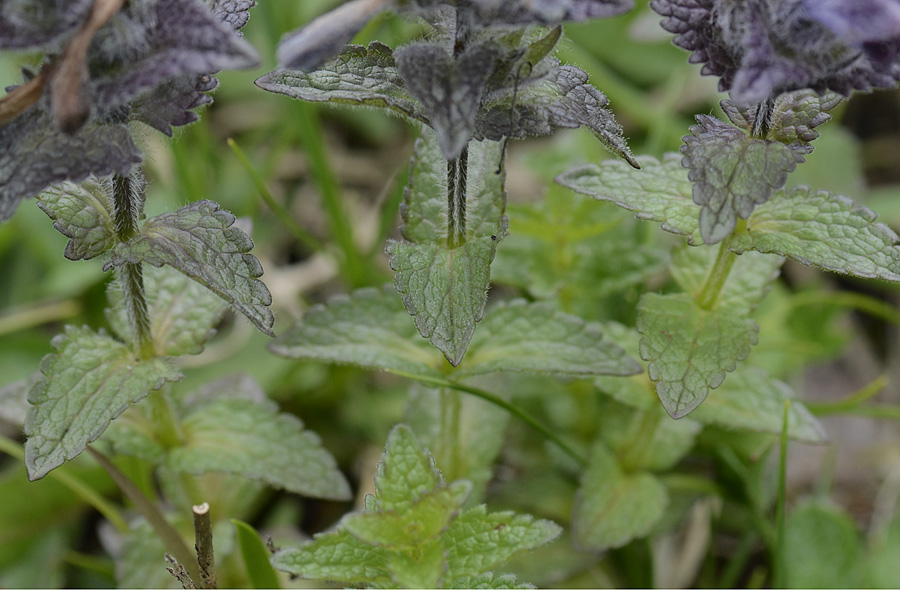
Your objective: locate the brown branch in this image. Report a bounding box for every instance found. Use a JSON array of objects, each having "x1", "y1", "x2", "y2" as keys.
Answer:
[
  {"x1": 49, "y1": 0, "x2": 126, "y2": 132},
  {"x1": 0, "y1": 66, "x2": 50, "y2": 127},
  {"x1": 166, "y1": 554, "x2": 197, "y2": 590},
  {"x1": 192, "y1": 503, "x2": 217, "y2": 589}
]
